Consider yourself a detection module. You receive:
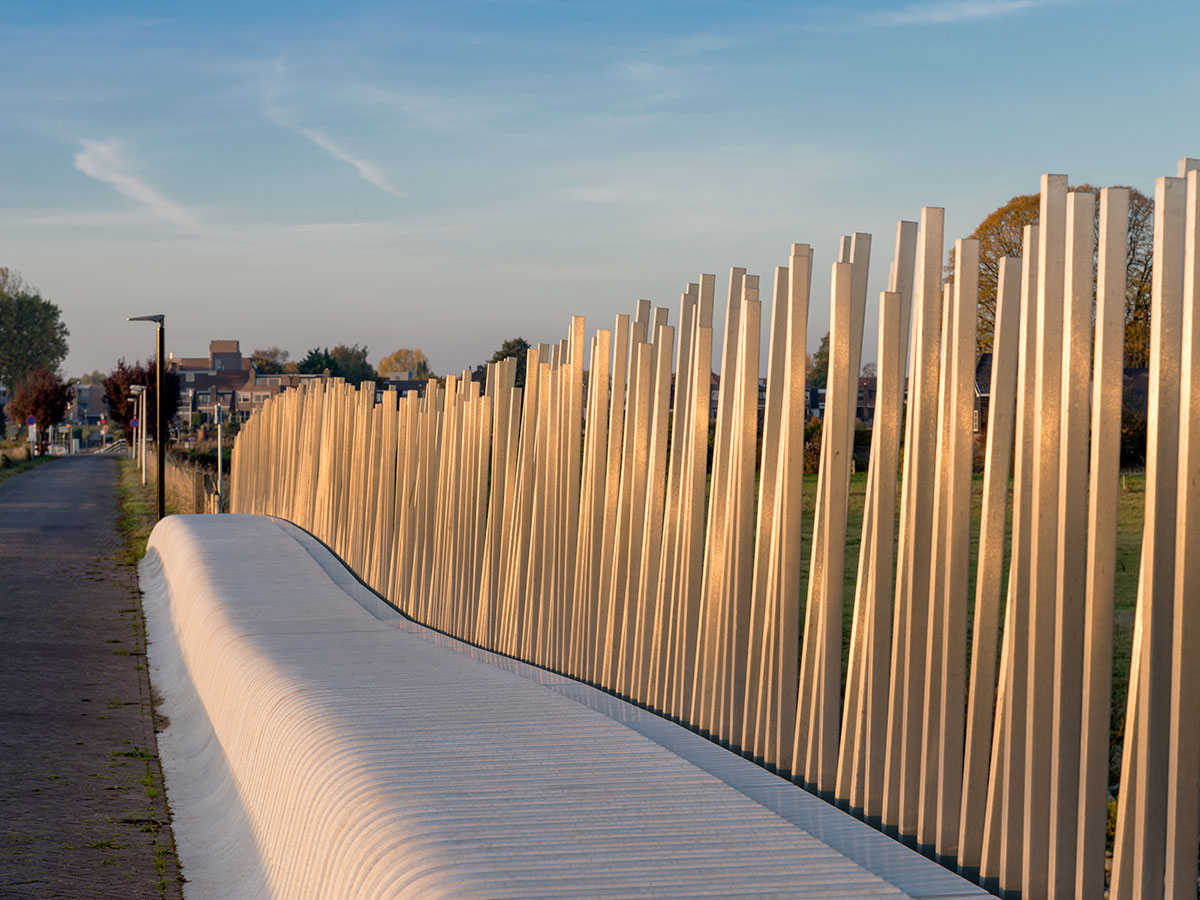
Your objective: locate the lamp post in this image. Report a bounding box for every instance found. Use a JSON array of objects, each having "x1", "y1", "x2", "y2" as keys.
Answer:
[
  {"x1": 128, "y1": 314, "x2": 165, "y2": 521},
  {"x1": 130, "y1": 385, "x2": 146, "y2": 485},
  {"x1": 215, "y1": 401, "x2": 224, "y2": 514},
  {"x1": 126, "y1": 397, "x2": 136, "y2": 461},
  {"x1": 142, "y1": 387, "x2": 148, "y2": 483}
]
